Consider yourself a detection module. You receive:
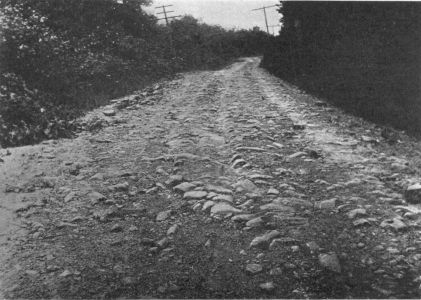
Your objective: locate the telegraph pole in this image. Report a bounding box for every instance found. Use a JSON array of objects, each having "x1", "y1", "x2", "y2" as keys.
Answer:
[
  {"x1": 252, "y1": 5, "x2": 278, "y2": 34},
  {"x1": 155, "y1": 4, "x2": 182, "y2": 58},
  {"x1": 155, "y1": 4, "x2": 182, "y2": 26}
]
